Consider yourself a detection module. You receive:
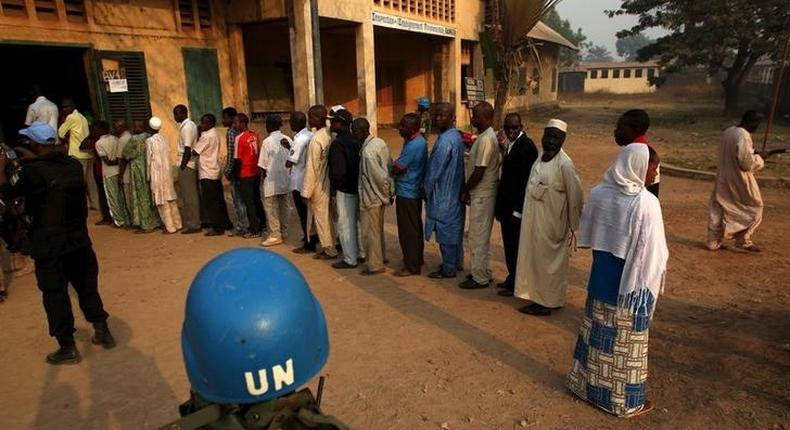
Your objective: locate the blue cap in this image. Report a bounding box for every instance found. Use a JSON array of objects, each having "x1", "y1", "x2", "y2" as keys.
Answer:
[
  {"x1": 417, "y1": 97, "x2": 431, "y2": 108},
  {"x1": 19, "y1": 122, "x2": 57, "y2": 144}
]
